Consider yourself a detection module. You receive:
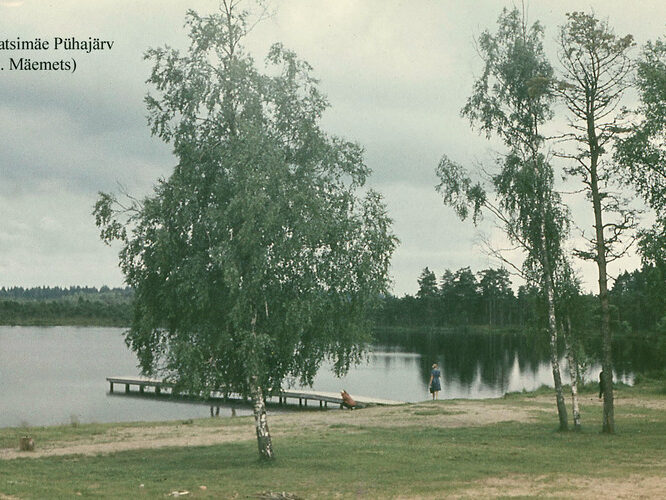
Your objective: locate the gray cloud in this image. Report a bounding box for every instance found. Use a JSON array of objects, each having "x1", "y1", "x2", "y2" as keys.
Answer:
[{"x1": 1, "y1": 0, "x2": 663, "y2": 294}]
